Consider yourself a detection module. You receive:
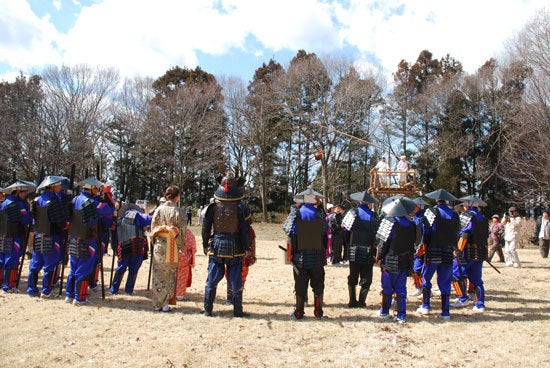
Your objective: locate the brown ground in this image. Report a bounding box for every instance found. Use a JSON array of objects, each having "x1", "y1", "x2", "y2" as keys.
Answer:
[{"x1": 1, "y1": 222, "x2": 549, "y2": 368}]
